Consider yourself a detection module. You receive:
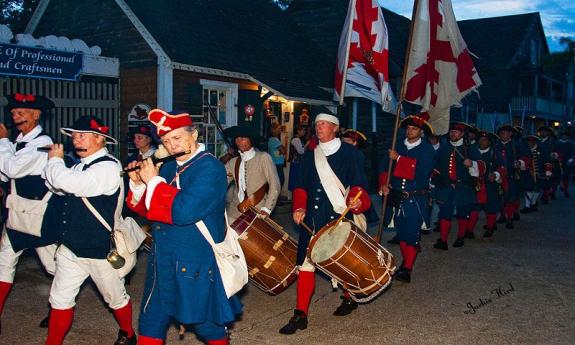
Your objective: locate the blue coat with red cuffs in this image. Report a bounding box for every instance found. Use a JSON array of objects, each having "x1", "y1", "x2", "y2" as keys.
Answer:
[
  {"x1": 292, "y1": 142, "x2": 370, "y2": 265},
  {"x1": 378, "y1": 139, "x2": 436, "y2": 245},
  {"x1": 126, "y1": 151, "x2": 241, "y2": 332}
]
